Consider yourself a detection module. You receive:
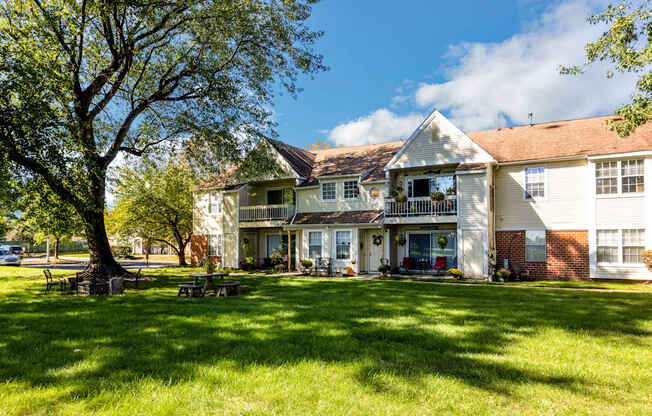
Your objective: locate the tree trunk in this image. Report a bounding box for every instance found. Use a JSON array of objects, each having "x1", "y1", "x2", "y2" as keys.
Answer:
[
  {"x1": 82, "y1": 207, "x2": 128, "y2": 277},
  {"x1": 54, "y1": 237, "x2": 59, "y2": 259},
  {"x1": 175, "y1": 237, "x2": 188, "y2": 267}
]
